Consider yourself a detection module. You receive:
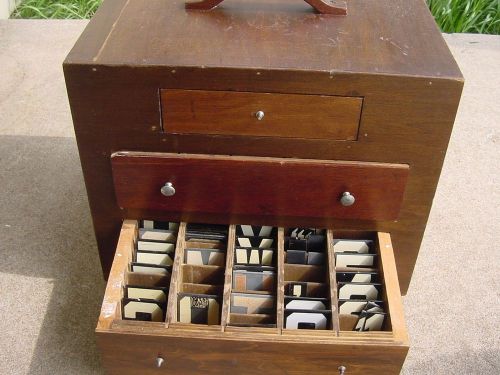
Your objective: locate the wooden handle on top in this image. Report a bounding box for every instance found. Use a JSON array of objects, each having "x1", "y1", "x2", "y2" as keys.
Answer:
[{"x1": 185, "y1": 0, "x2": 347, "y2": 15}]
